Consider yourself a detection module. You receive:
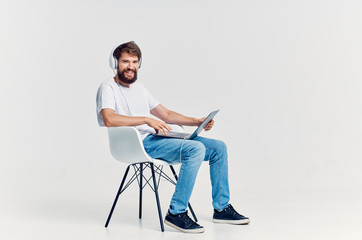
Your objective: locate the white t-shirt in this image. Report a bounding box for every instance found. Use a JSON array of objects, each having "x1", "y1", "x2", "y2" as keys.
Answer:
[{"x1": 96, "y1": 78, "x2": 159, "y2": 139}]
